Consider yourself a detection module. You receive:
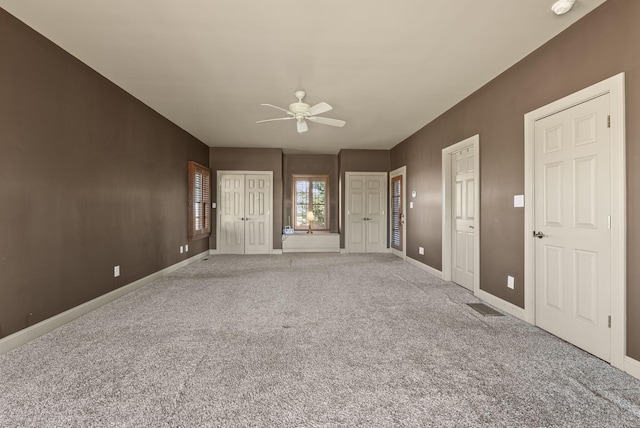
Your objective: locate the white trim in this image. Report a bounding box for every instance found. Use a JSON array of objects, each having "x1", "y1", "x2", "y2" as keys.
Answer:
[
  {"x1": 389, "y1": 166, "x2": 407, "y2": 259},
  {"x1": 281, "y1": 232, "x2": 340, "y2": 253},
  {"x1": 344, "y1": 172, "x2": 388, "y2": 253},
  {"x1": 624, "y1": 357, "x2": 640, "y2": 381},
  {"x1": 405, "y1": 256, "x2": 443, "y2": 279},
  {"x1": 209, "y1": 249, "x2": 220, "y2": 255},
  {"x1": 271, "y1": 249, "x2": 283, "y2": 255},
  {"x1": 475, "y1": 288, "x2": 528, "y2": 321},
  {"x1": 0, "y1": 250, "x2": 210, "y2": 355},
  {"x1": 442, "y1": 134, "x2": 480, "y2": 295},
  {"x1": 216, "y1": 170, "x2": 274, "y2": 255},
  {"x1": 524, "y1": 73, "x2": 626, "y2": 369}
]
